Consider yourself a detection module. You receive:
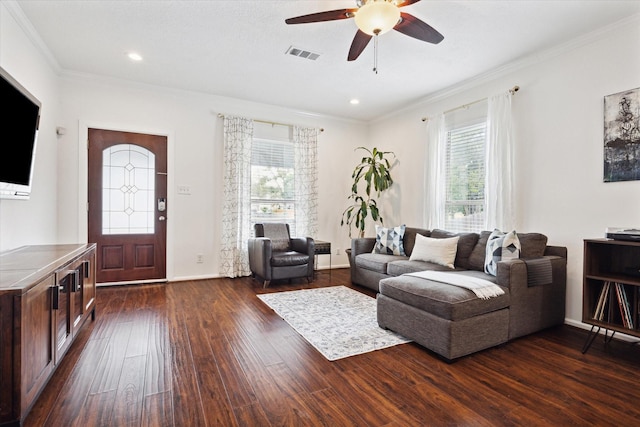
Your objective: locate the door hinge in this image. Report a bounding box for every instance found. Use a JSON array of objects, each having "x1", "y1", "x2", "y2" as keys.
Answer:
[{"x1": 86, "y1": 202, "x2": 89, "y2": 212}]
